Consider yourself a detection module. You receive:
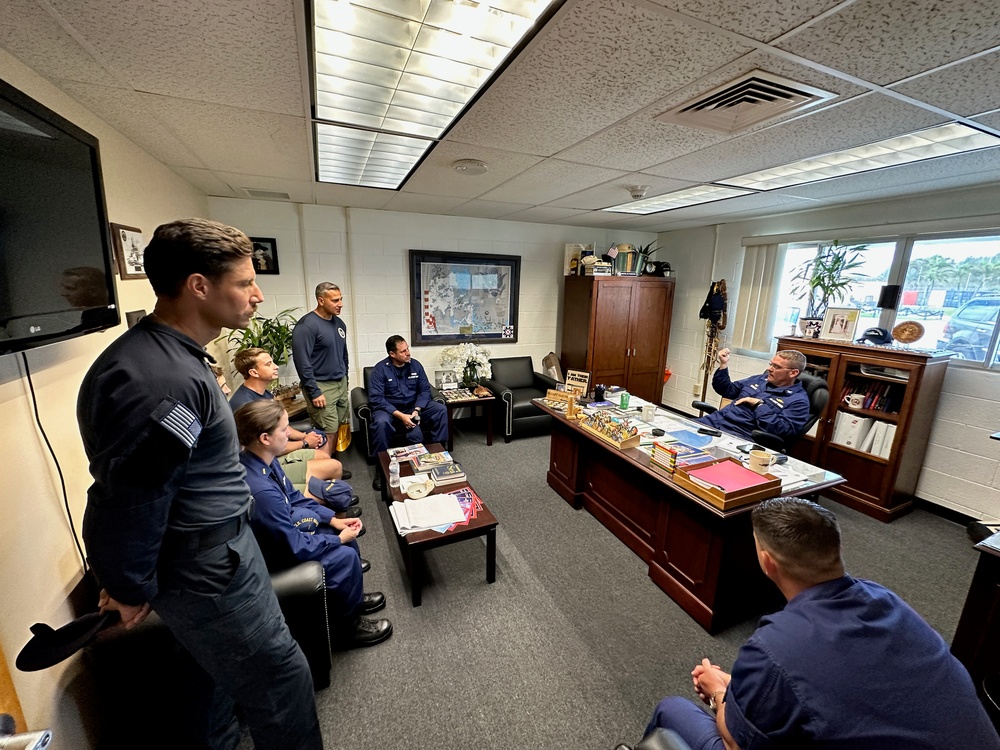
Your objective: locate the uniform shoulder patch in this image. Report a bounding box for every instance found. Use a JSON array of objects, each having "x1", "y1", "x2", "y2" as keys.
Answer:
[{"x1": 155, "y1": 398, "x2": 202, "y2": 449}]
